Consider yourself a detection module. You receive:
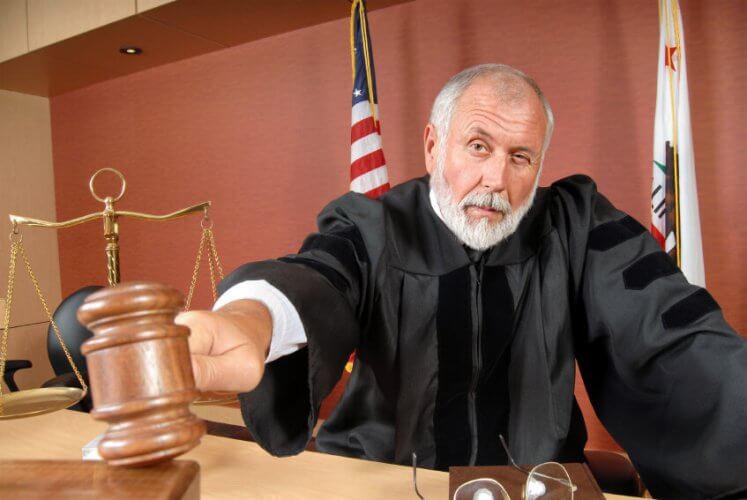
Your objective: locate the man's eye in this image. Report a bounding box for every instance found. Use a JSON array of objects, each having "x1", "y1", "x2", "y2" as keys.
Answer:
[
  {"x1": 469, "y1": 142, "x2": 487, "y2": 152},
  {"x1": 512, "y1": 153, "x2": 531, "y2": 165}
]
